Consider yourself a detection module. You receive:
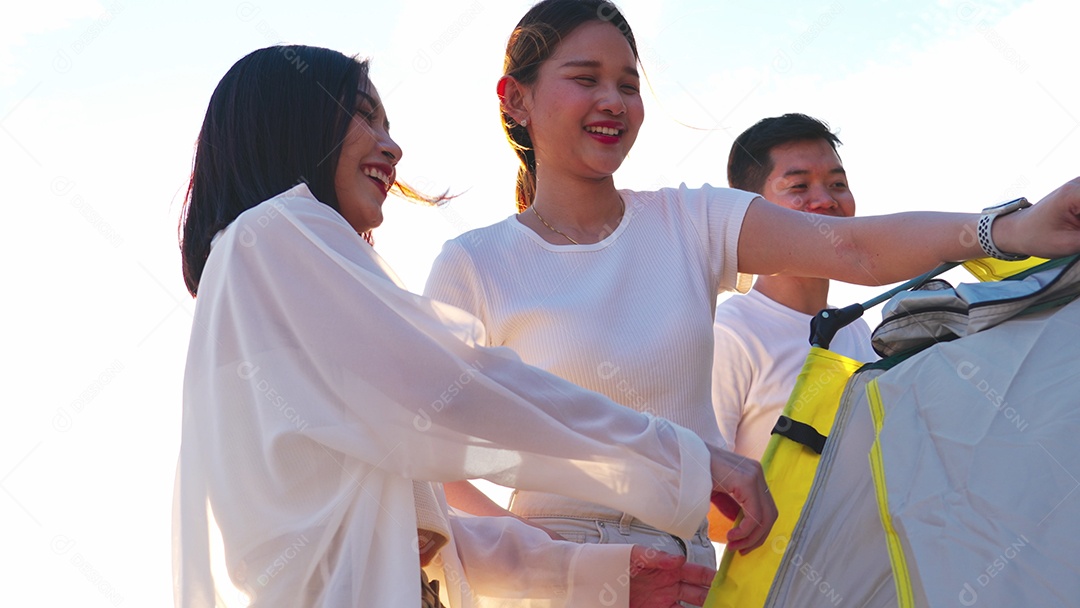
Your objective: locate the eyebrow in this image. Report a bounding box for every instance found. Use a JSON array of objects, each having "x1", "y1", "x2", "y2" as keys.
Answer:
[
  {"x1": 559, "y1": 59, "x2": 639, "y2": 78},
  {"x1": 781, "y1": 167, "x2": 847, "y2": 178},
  {"x1": 356, "y1": 90, "x2": 390, "y2": 129}
]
